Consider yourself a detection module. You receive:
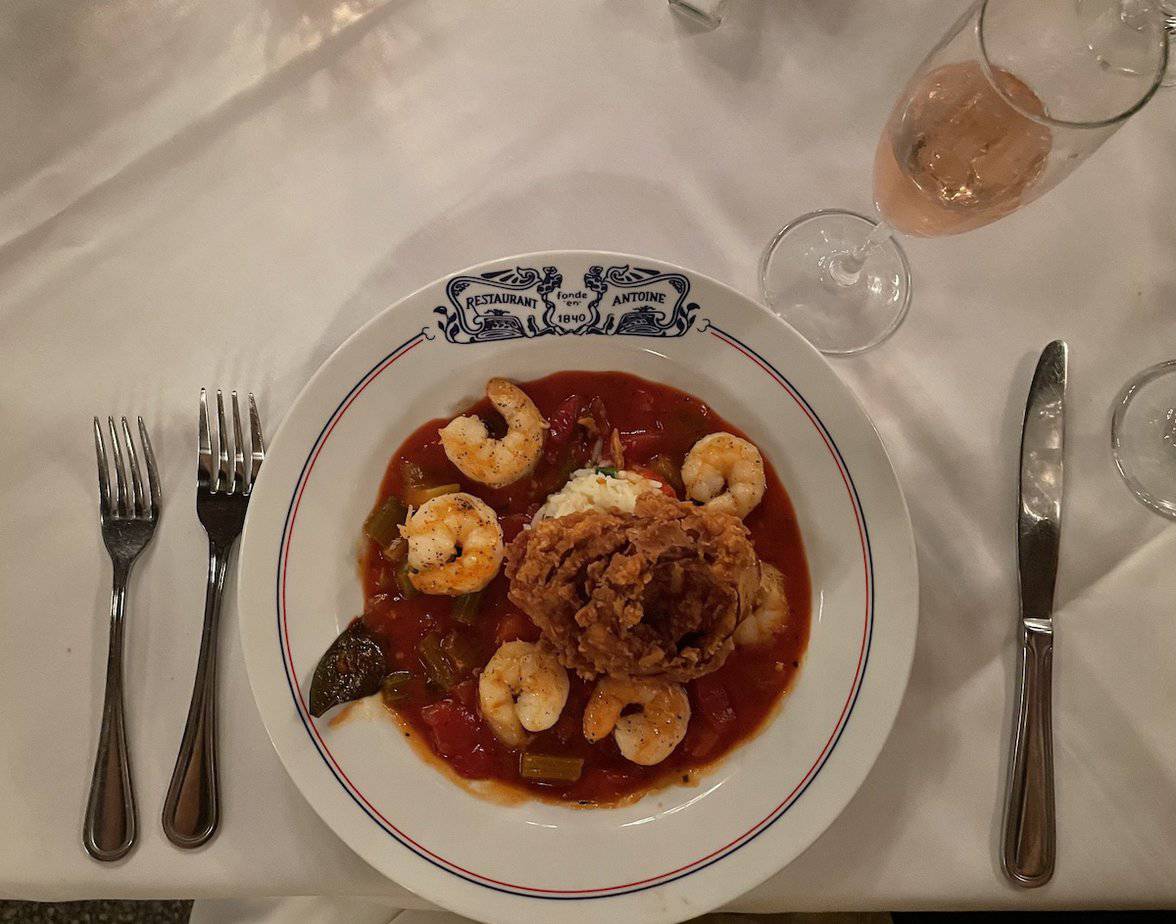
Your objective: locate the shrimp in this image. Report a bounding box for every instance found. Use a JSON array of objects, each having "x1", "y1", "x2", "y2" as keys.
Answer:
[
  {"x1": 478, "y1": 641, "x2": 570, "y2": 747},
  {"x1": 582, "y1": 676, "x2": 690, "y2": 766},
  {"x1": 681, "y1": 432, "x2": 766, "y2": 519},
  {"x1": 735, "y1": 562, "x2": 790, "y2": 646},
  {"x1": 439, "y1": 378, "x2": 548, "y2": 488},
  {"x1": 400, "y1": 492, "x2": 503, "y2": 595}
]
